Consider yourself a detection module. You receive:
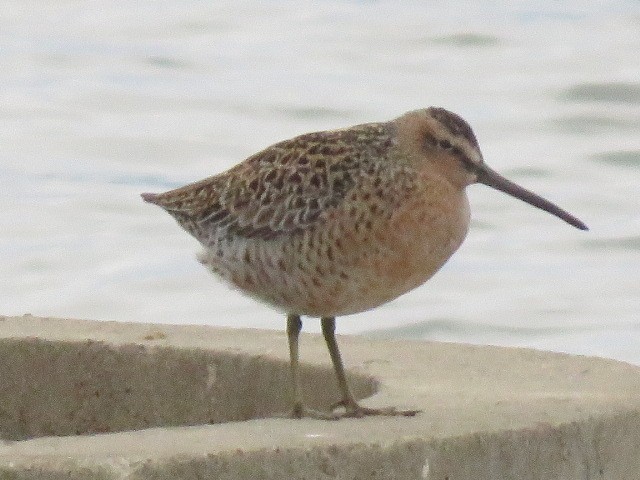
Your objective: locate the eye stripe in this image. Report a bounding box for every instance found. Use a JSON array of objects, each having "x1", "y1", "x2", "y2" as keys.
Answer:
[
  {"x1": 460, "y1": 157, "x2": 477, "y2": 171},
  {"x1": 424, "y1": 131, "x2": 481, "y2": 172},
  {"x1": 449, "y1": 144, "x2": 480, "y2": 172}
]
